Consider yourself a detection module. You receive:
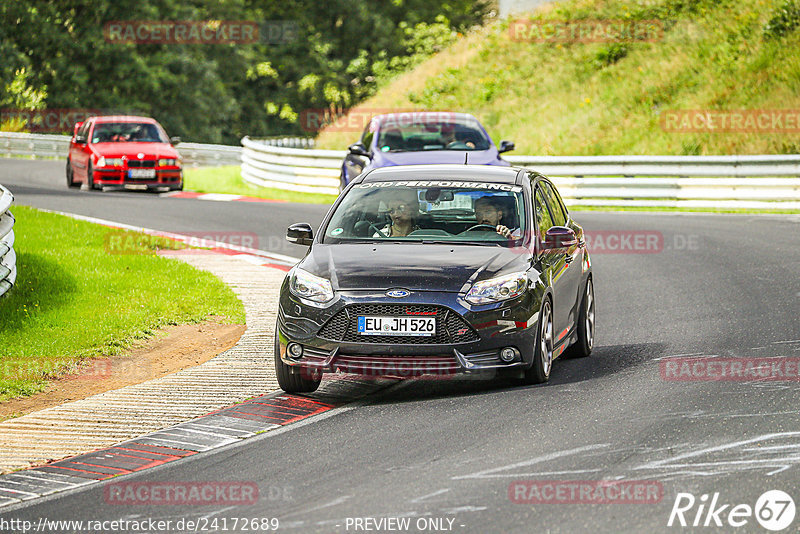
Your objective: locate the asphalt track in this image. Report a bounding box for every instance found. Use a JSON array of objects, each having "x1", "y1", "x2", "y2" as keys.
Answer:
[{"x1": 2, "y1": 158, "x2": 800, "y2": 533}]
